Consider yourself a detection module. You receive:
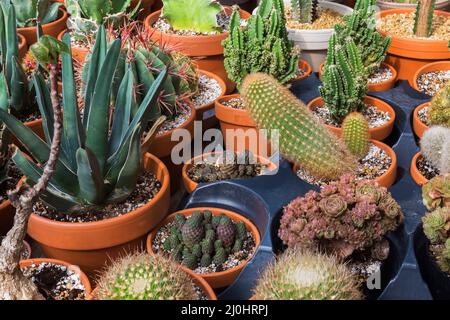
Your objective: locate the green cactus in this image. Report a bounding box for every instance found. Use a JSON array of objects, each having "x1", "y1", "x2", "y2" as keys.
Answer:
[
  {"x1": 9, "y1": 0, "x2": 61, "y2": 28},
  {"x1": 253, "y1": 248, "x2": 362, "y2": 300},
  {"x1": 235, "y1": 221, "x2": 246, "y2": 240},
  {"x1": 222, "y1": 0, "x2": 300, "y2": 88},
  {"x1": 200, "y1": 253, "x2": 211, "y2": 267},
  {"x1": 241, "y1": 73, "x2": 356, "y2": 180},
  {"x1": 429, "y1": 84, "x2": 450, "y2": 128},
  {"x1": 342, "y1": 112, "x2": 370, "y2": 158},
  {"x1": 0, "y1": 26, "x2": 167, "y2": 214},
  {"x1": 181, "y1": 214, "x2": 205, "y2": 247},
  {"x1": 232, "y1": 239, "x2": 242, "y2": 253},
  {"x1": 182, "y1": 253, "x2": 198, "y2": 269},
  {"x1": 213, "y1": 246, "x2": 227, "y2": 265},
  {"x1": 421, "y1": 126, "x2": 450, "y2": 174},
  {"x1": 96, "y1": 253, "x2": 199, "y2": 300},
  {"x1": 320, "y1": 35, "x2": 369, "y2": 123},
  {"x1": 422, "y1": 207, "x2": 450, "y2": 273},
  {"x1": 290, "y1": 0, "x2": 318, "y2": 24},
  {"x1": 413, "y1": 0, "x2": 436, "y2": 37},
  {"x1": 161, "y1": 0, "x2": 222, "y2": 33}
]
